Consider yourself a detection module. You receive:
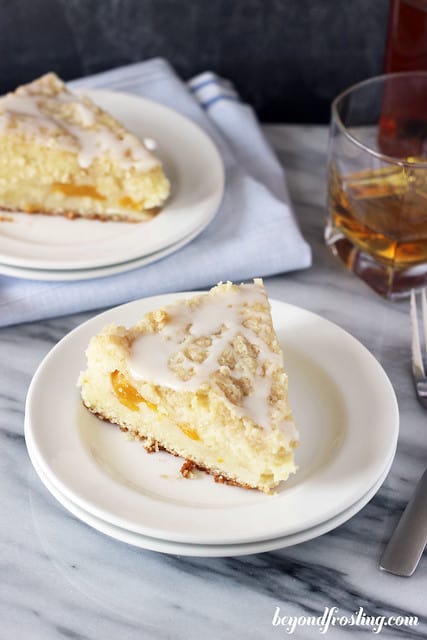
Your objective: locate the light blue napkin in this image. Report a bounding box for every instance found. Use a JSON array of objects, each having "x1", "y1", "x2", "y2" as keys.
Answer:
[{"x1": 0, "y1": 58, "x2": 311, "y2": 327}]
